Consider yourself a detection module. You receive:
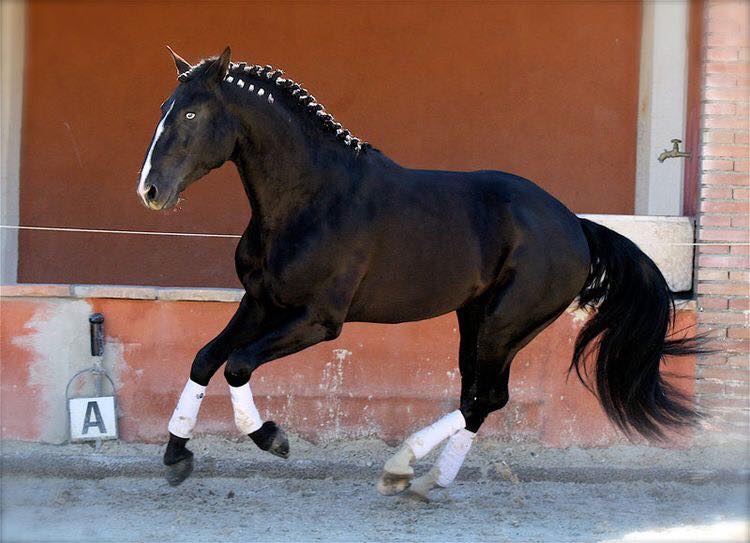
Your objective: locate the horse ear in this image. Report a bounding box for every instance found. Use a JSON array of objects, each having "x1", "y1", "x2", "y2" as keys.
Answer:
[
  {"x1": 205, "y1": 46, "x2": 231, "y2": 82},
  {"x1": 166, "y1": 45, "x2": 192, "y2": 76}
]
